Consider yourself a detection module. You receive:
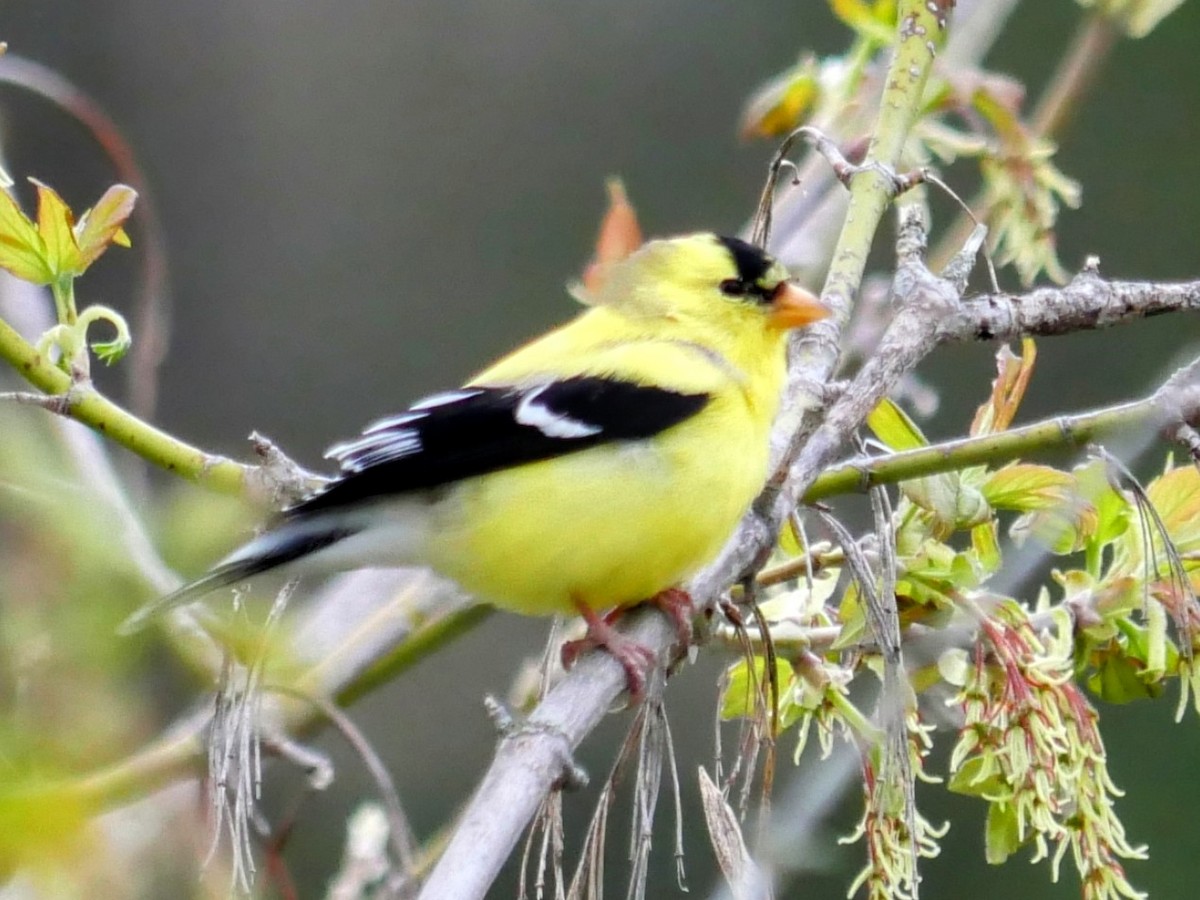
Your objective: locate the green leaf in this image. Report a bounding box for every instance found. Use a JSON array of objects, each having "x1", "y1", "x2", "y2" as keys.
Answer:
[
  {"x1": 76, "y1": 305, "x2": 132, "y2": 365},
  {"x1": 1090, "y1": 575, "x2": 1140, "y2": 621},
  {"x1": 1076, "y1": 0, "x2": 1187, "y2": 37},
  {"x1": 971, "y1": 521, "x2": 1002, "y2": 575},
  {"x1": 897, "y1": 539, "x2": 988, "y2": 612},
  {"x1": 31, "y1": 179, "x2": 84, "y2": 279},
  {"x1": 715, "y1": 662, "x2": 753, "y2": 724},
  {"x1": 833, "y1": 580, "x2": 869, "y2": 650},
  {"x1": 871, "y1": 399, "x2": 994, "y2": 531},
  {"x1": 867, "y1": 397, "x2": 929, "y2": 451},
  {"x1": 1126, "y1": 0, "x2": 1187, "y2": 37},
  {"x1": 719, "y1": 657, "x2": 796, "y2": 722},
  {"x1": 739, "y1": 55, "x2": 821, "y2": 140},
  {"x1": 1076, "y1": 459, "x2": 1131, "y2": 548},
  {"x1": 1010, "y1": 497, "x2": 1099, "y2": 555},
  {"x1": 981, "y1": 464, "x2": 1075, "y2": 512},
  {"x1": 936, "y1": 647, "x2": 971, "y2": 687},
  {"x1": 985, "y1": 802, "x2": 1022, "y2": 865},
  {"x1": 1113, "y1": 462, "x2": 1200, "y2": 576},
  {"x1": 0, "y1": 189, "x2": 52, "y2": 284},
  {"x1": 1144, "y1": 465, "x2": 1200, "y2": 556},
  {"x1": 904, "y1": 476, "x2": 992, "y2": 532},
  {"x1": 1087, "y1": 649, "x2": 1163, "y2": 704},
  {"x1": 948, "y1": 754, "x2": 1009, "y2": 799},
  {"x1": 829, "y1": 0, "x2": 896, "y2": 44}
]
